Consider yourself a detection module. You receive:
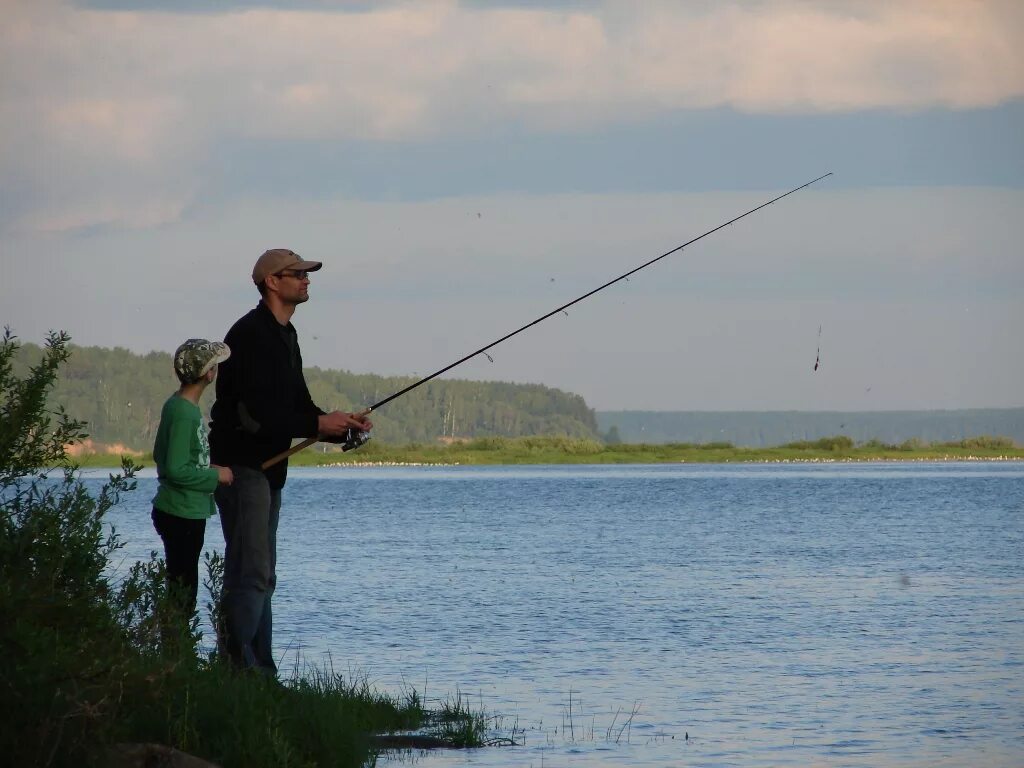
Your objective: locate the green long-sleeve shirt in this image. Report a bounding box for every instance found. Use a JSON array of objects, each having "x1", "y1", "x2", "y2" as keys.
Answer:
[{"x1": 152, "y1": 394, "x2": 219, "y2": 520}]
